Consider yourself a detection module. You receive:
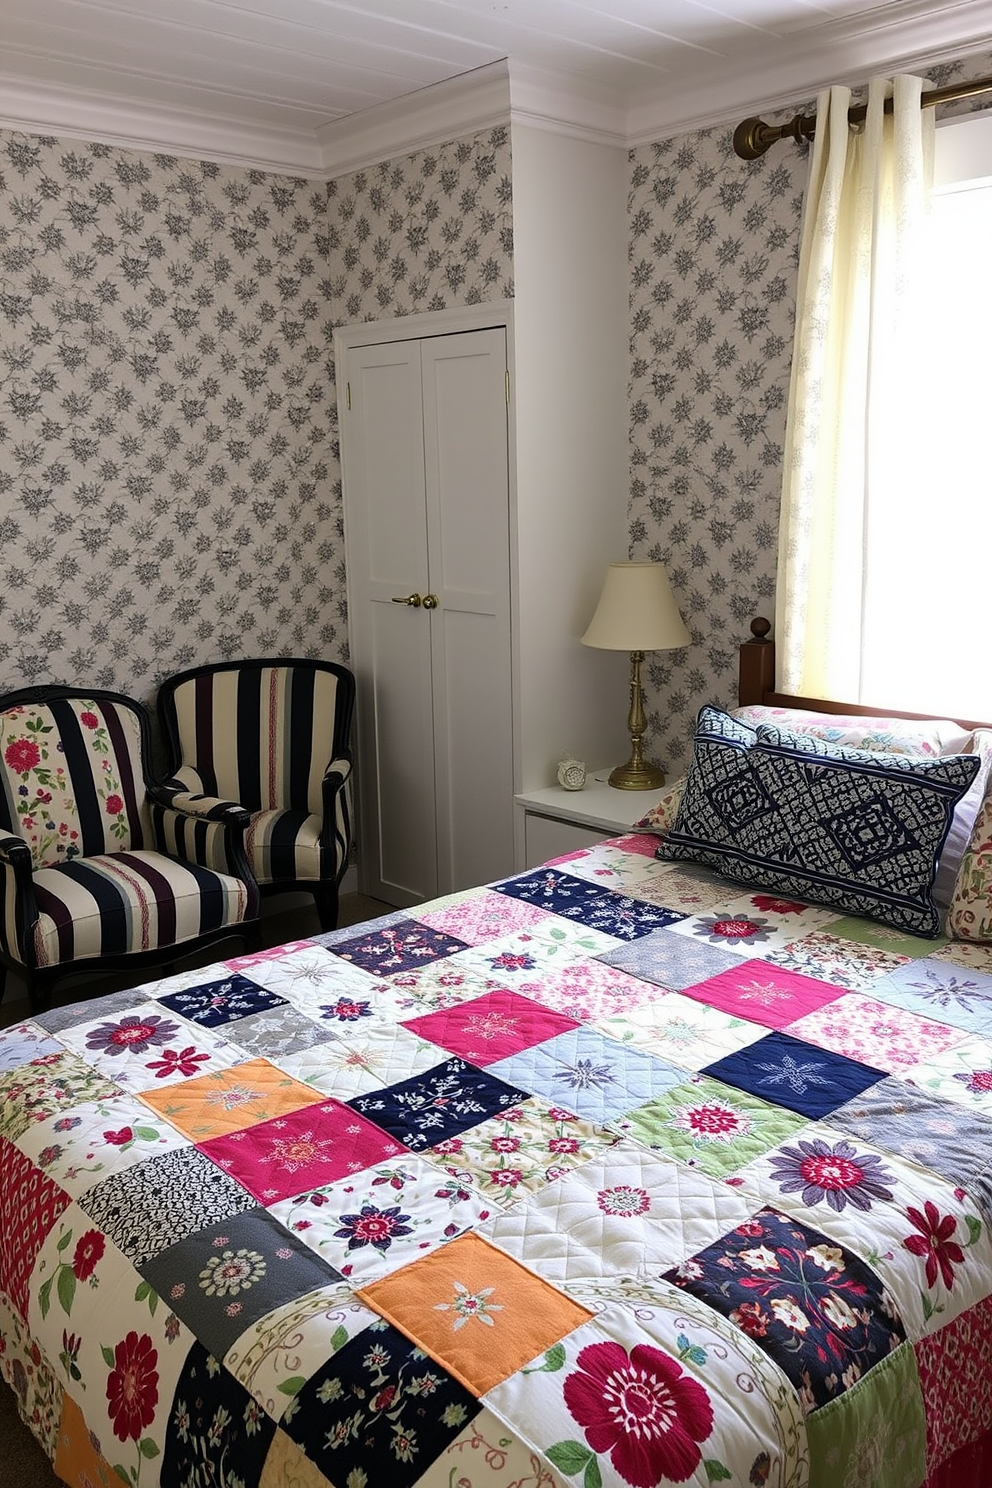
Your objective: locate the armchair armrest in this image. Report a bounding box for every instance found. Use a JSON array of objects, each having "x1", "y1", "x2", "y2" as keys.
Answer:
[
  {"x1": 322, "y1": 754, "x2": 353, "y2": 787},
  {"x1": 0, "y1": 831, "x2": 32, "y2": 869},
  {"x1": 0, "y1": 830, "x2": 39, "y2": 966},
  {"x1": 320, "y1": 754, "x2": 354, "y2": 882},
  {"x1": 149, "y1": 782, "x2": 251, "y2": 828}
]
